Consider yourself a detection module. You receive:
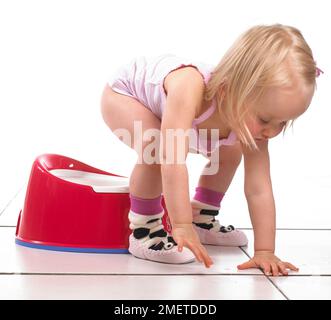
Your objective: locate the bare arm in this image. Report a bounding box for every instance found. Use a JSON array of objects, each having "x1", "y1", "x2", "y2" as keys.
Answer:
[
  {"x1": 160, "y1": 67, "x2": 203, "y2": 225},
  {"x1": 242, "y1": 140, "x2": 275, "y2": 252},
  {"x1": 160, "y1": 67, "x2": 213, "y2": 267},
  {"x1": 238, "y1": 140, "x2": 299, "y2": 276}
]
